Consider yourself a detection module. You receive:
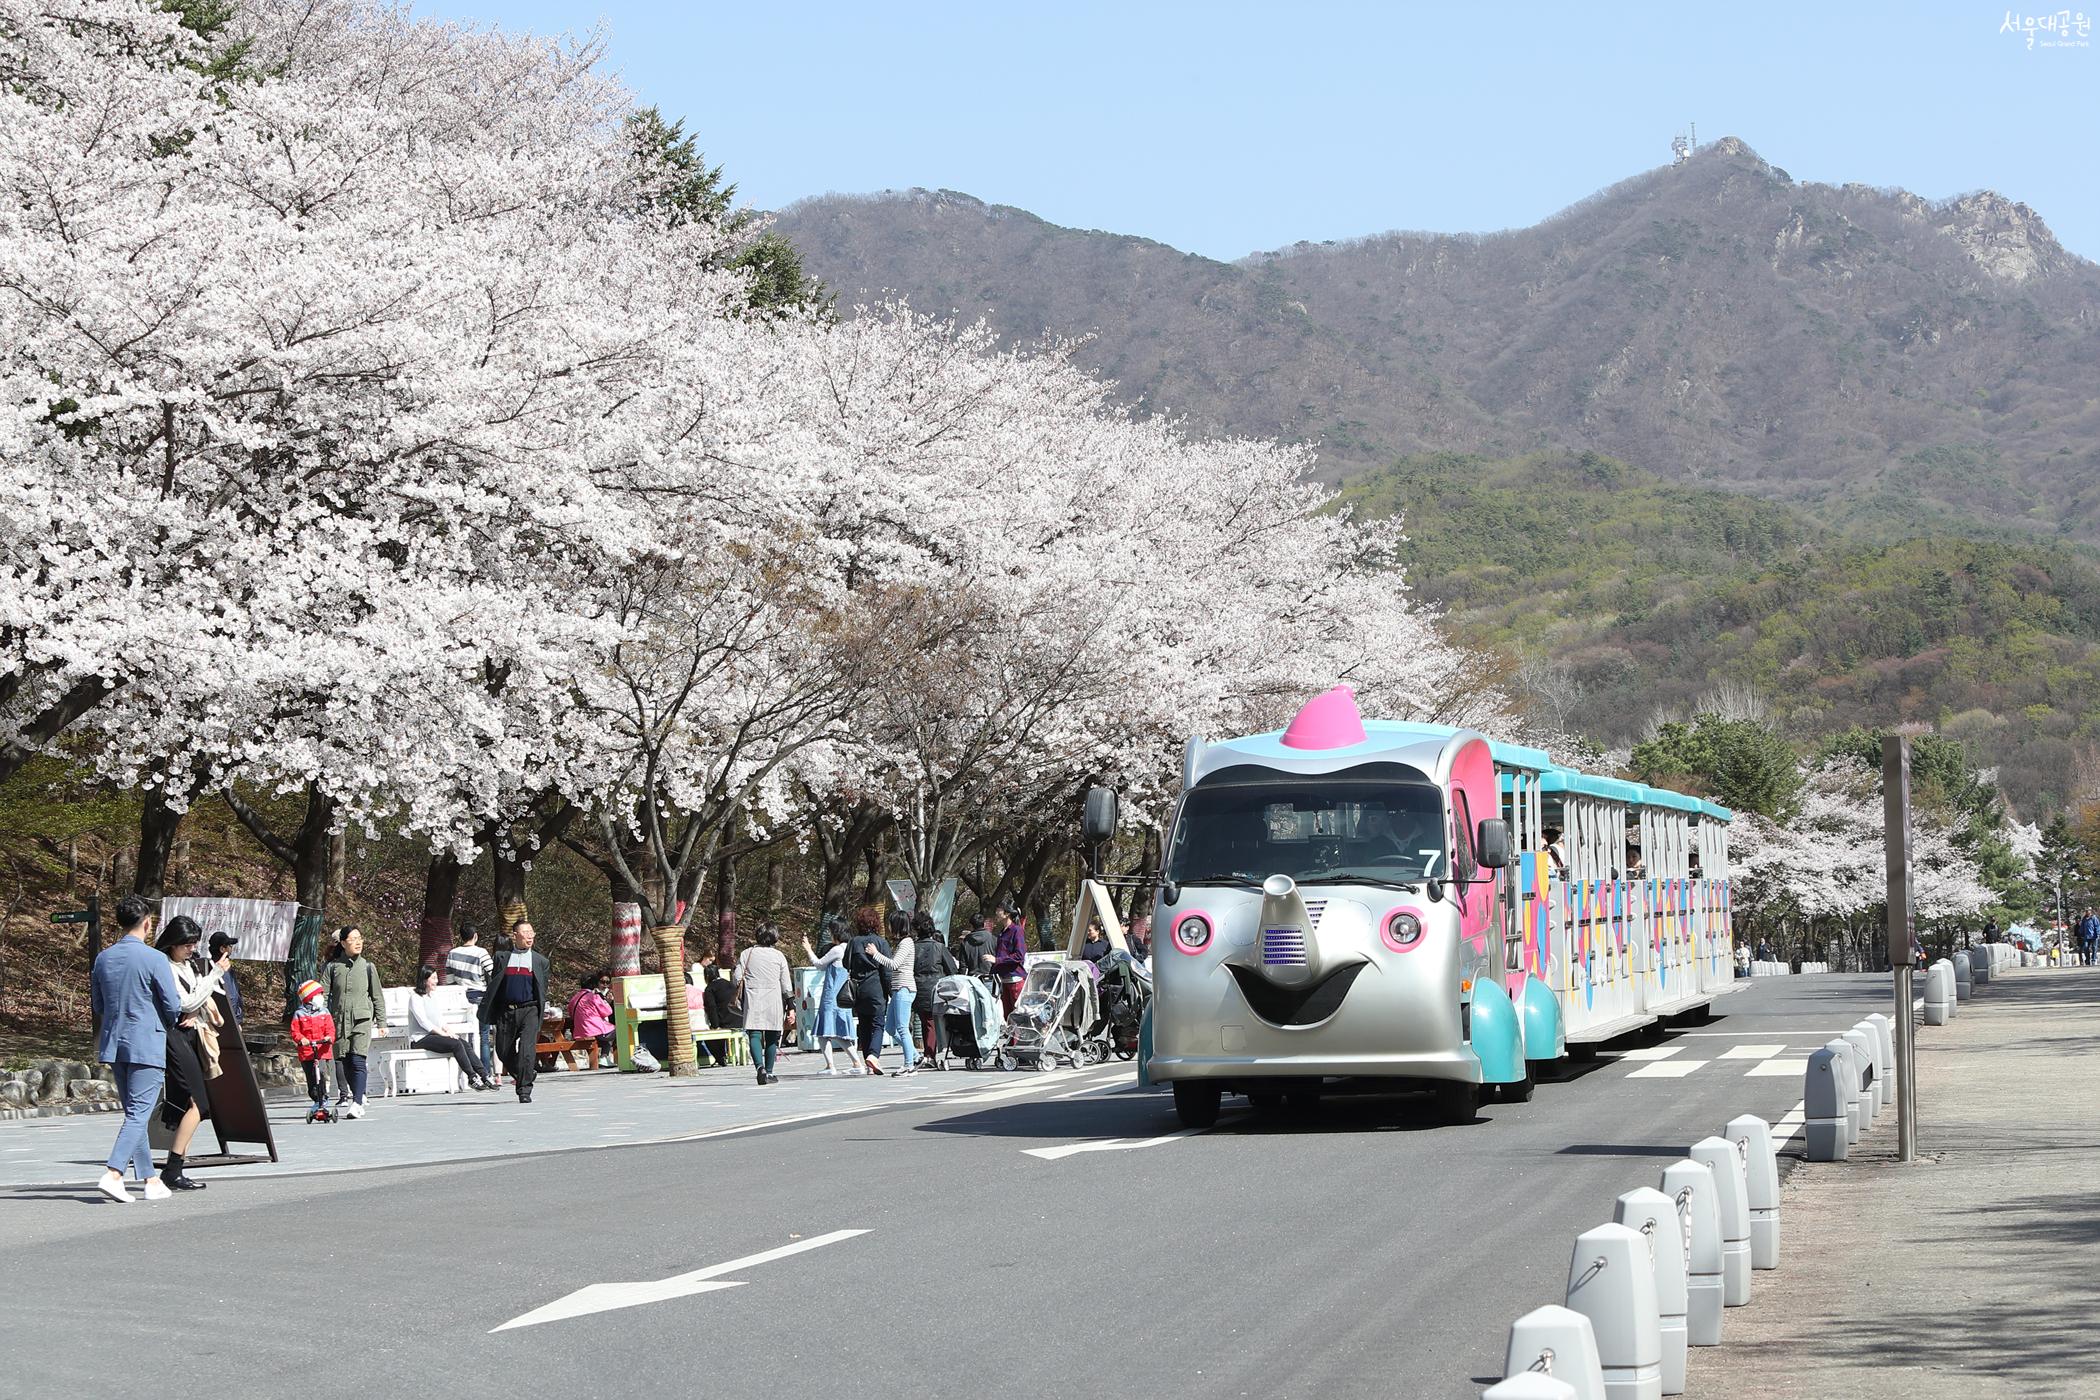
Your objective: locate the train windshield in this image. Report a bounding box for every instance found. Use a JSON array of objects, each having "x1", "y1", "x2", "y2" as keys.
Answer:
[{"x1": 1167, "y1": 773, "x2": 1447, "y2": 887}]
